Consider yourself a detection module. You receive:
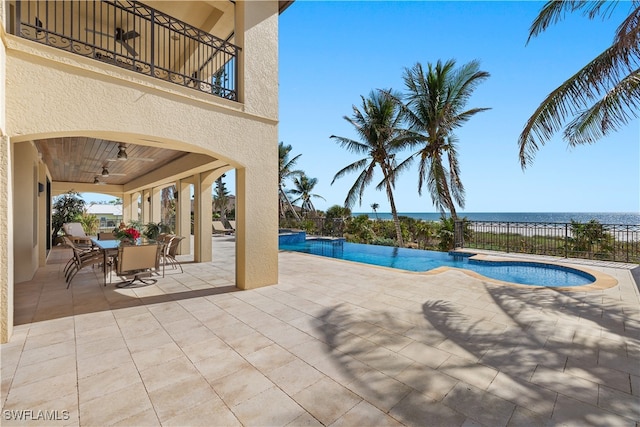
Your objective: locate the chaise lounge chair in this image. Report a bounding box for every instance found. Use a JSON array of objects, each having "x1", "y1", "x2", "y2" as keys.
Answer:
[
  {"x1": 212, "y1": 221, "x2": 234, "y2": 235},
  {"x1": 62, "y1": 222, "x2": 94, "y2": 247}
]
